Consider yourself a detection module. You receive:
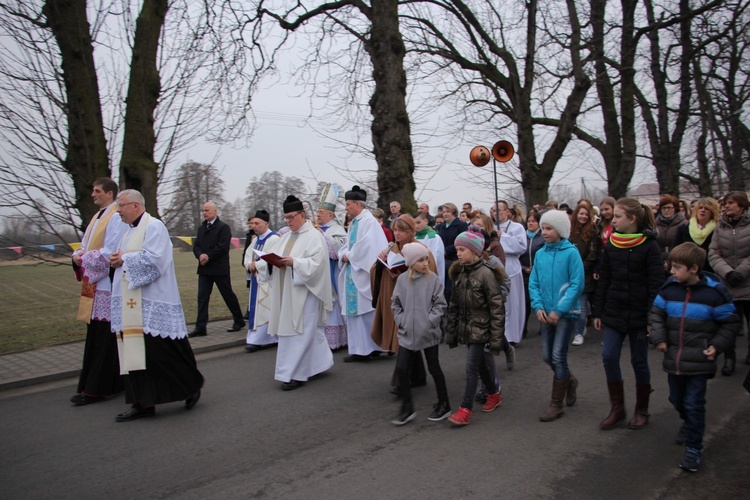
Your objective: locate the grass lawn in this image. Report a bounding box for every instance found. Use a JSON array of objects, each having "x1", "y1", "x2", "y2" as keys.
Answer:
[{"x1": 0, "y1": 250, "x2": 249, "y2": 354}]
